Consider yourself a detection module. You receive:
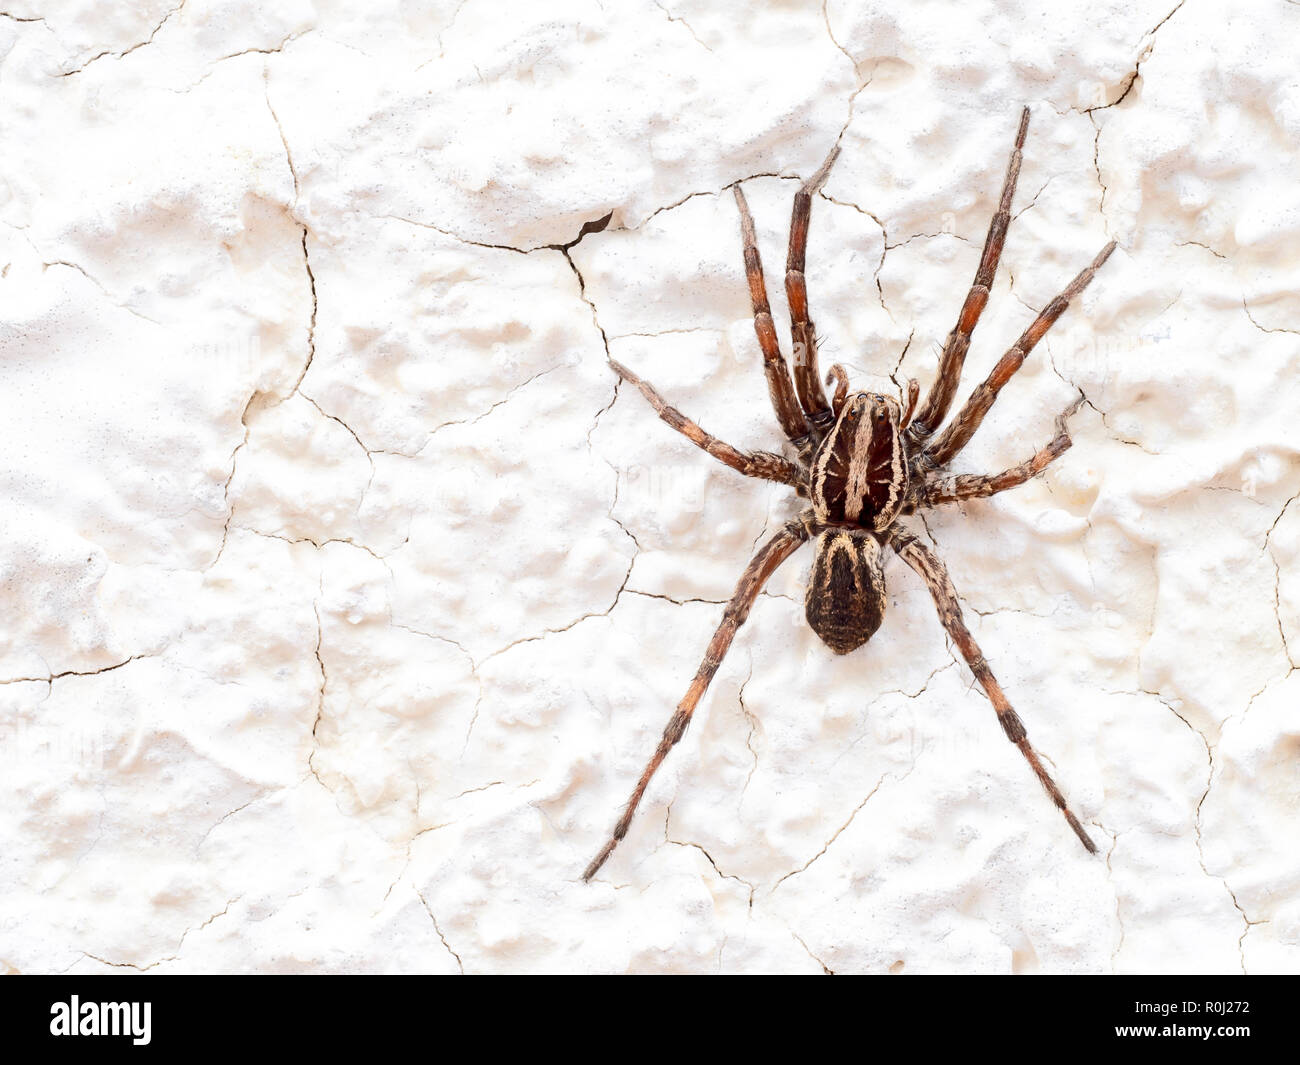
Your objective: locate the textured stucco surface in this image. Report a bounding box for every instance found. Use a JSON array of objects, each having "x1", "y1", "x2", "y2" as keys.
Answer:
[{"x1": 1, "y1": 0, "x2": 1297, "y2": 974}]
